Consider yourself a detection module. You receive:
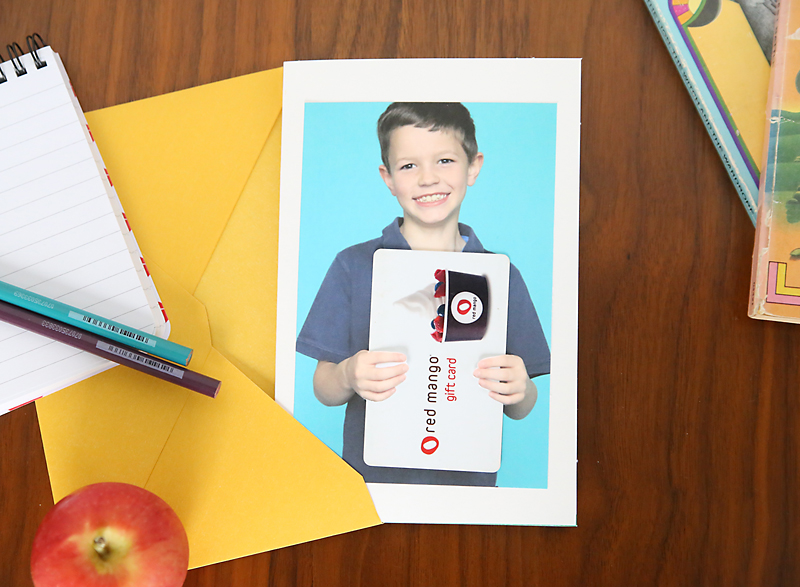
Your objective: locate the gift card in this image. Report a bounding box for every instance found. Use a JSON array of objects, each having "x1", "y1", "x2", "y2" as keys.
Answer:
[{"x1": 365, "y1": 249, "x2": 509, "y2": 472}]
